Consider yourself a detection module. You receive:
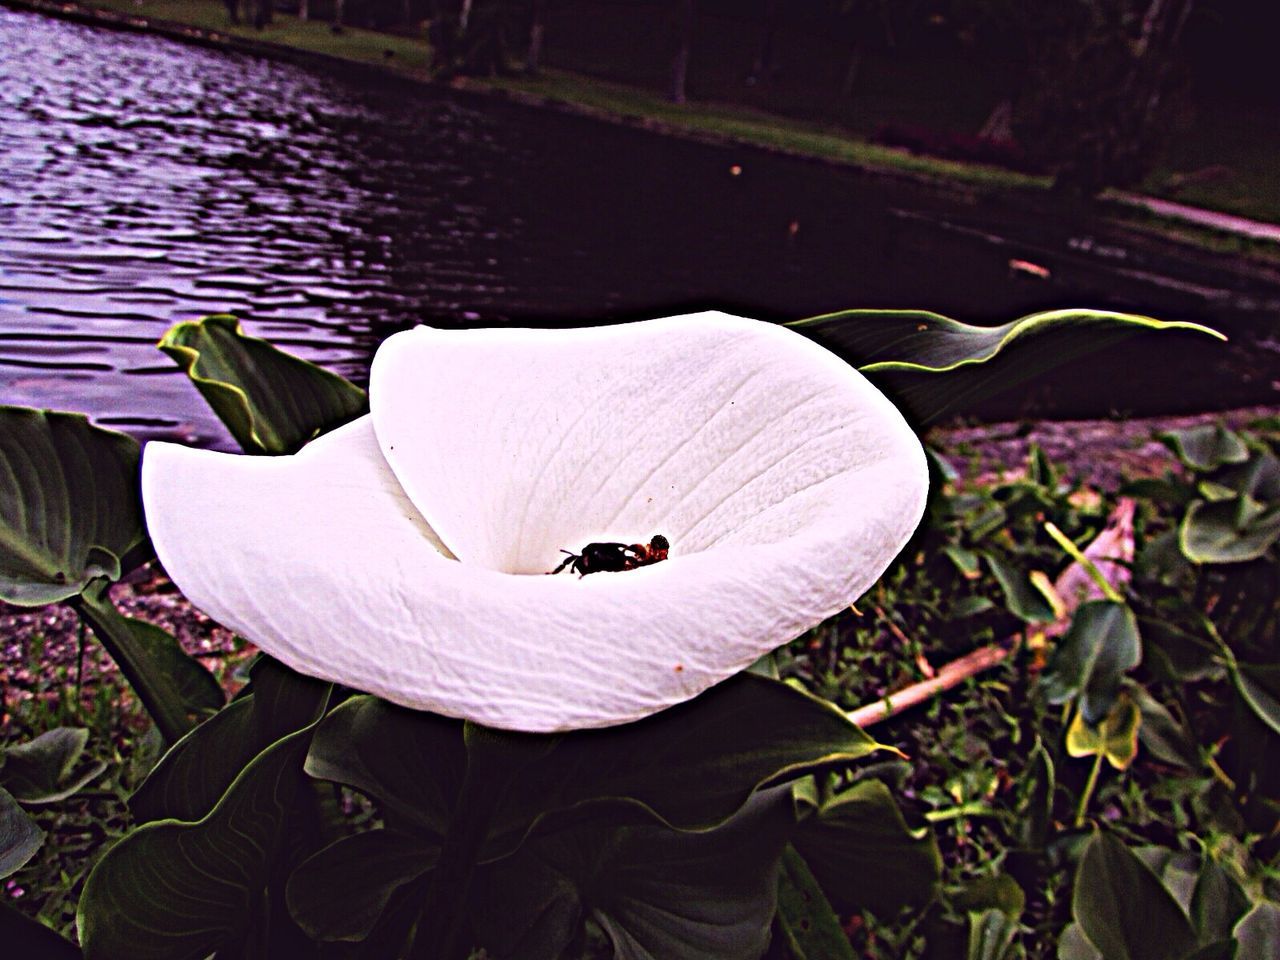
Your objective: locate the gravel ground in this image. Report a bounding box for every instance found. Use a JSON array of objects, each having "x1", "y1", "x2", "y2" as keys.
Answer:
[{"x1": 2, "y1": 405, "x2": 1275, "y2": 730}]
